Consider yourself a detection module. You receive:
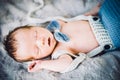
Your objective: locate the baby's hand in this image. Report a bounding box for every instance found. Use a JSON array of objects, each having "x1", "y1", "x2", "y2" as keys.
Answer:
[
  {"x1": 28, "y1": 60, "x2": 42, "y2": 72},
  {"x1": 84, "y1": 3, "x2": 101, "y2": 16}
]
